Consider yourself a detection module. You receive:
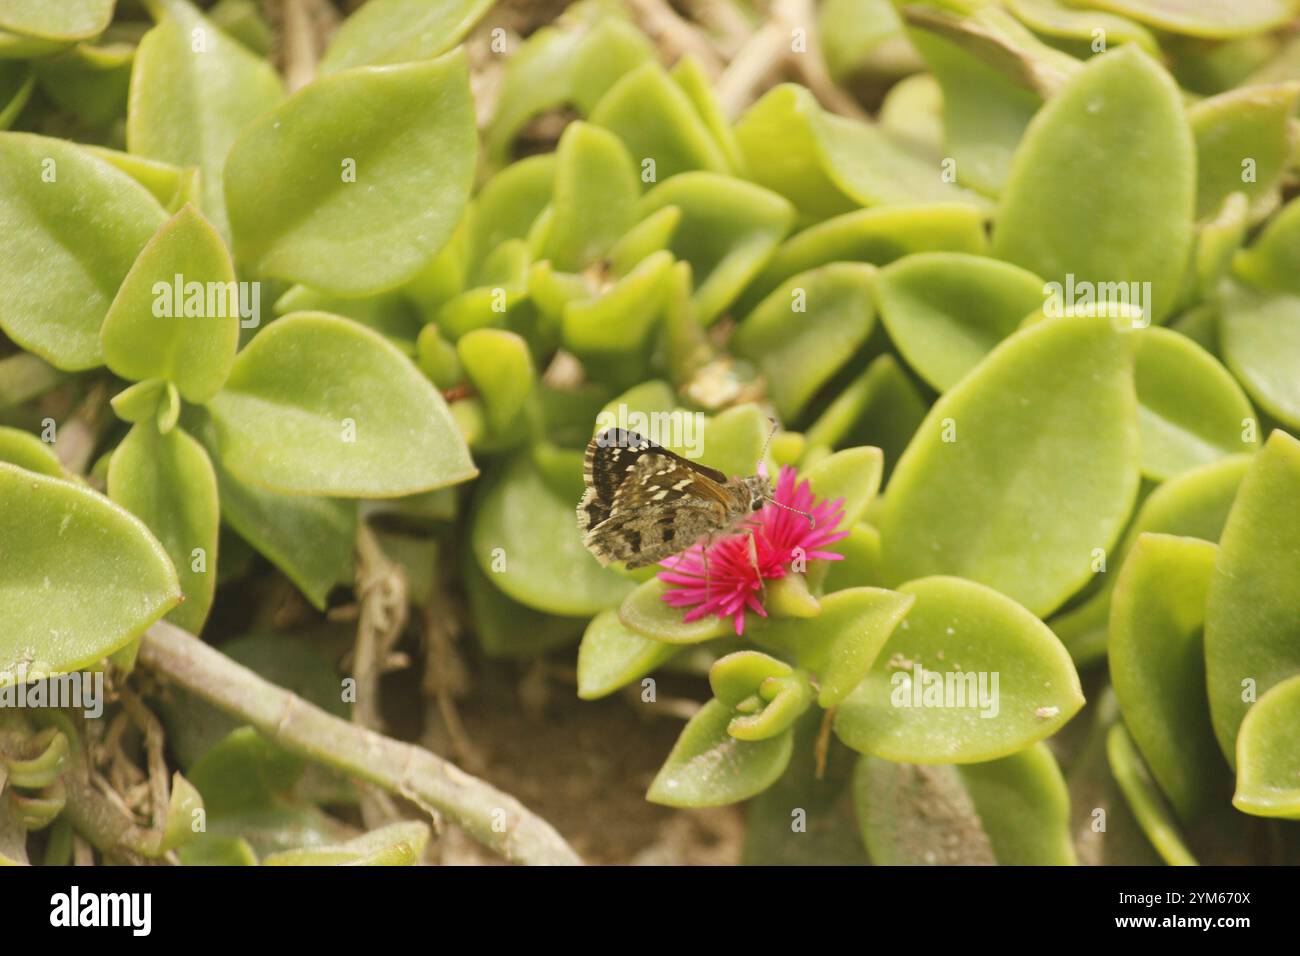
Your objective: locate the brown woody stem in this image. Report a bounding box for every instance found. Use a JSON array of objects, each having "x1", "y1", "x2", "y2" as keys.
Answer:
[{"x1": 139, "y1": 621, "x2": 582, "y2": 866}]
